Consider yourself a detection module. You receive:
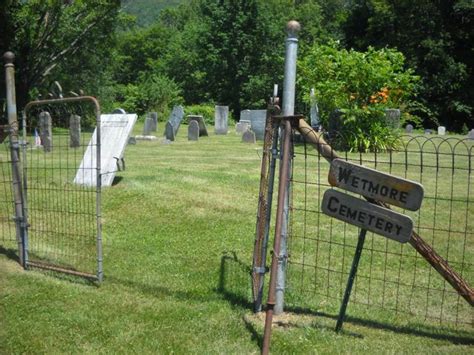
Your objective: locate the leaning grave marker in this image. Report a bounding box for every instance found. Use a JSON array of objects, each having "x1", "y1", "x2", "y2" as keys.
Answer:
[
  {"x1": 164, "y1": 105, "x2": 184, "y2": 141},
  {"x1": 74, "y1": 113, "x2": 137, "y2": 187}
]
